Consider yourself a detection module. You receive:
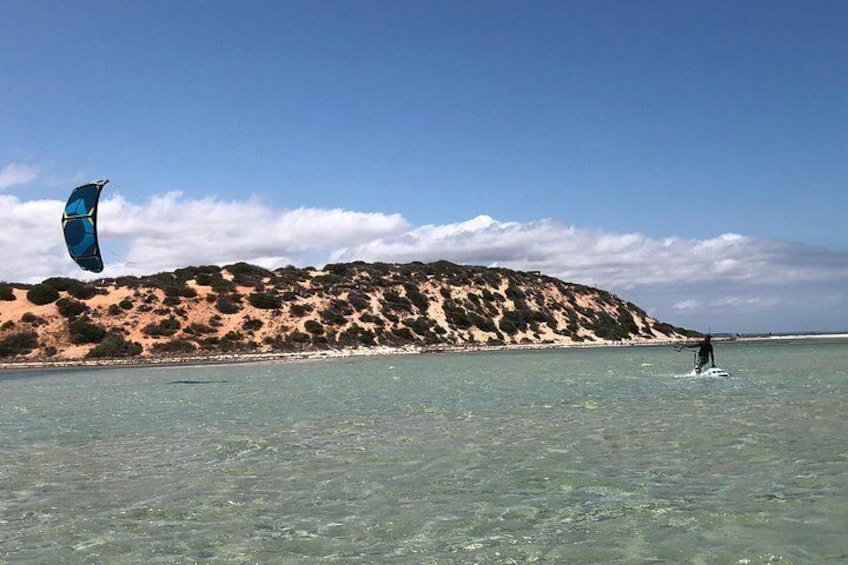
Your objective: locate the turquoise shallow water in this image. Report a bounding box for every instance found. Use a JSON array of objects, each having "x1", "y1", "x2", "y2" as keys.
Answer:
[{"x1": 2, "y1": 340, "x2": 847, "y2": 564}]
